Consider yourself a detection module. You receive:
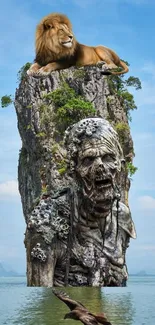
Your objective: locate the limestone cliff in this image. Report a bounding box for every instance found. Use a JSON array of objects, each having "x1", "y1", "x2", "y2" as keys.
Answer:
[{"x1": 15, "y1": 65, "x2": 135, "y2": 286}]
